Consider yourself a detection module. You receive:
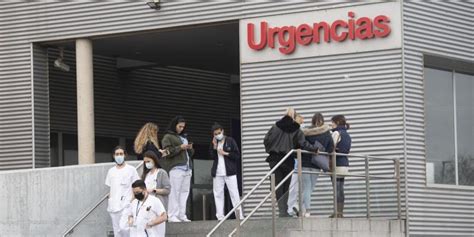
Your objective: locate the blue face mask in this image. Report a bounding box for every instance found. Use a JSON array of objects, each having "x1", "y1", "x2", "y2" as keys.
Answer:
[
  {"x1": 215, "y1": 133, "x2": 224, "y2": 141},
  {"x1": 114, "y1": 155, "x2": 125, "y2": 165},
  {"x1": 145, "y1": 161, "x2": 154, "y2": 170}
]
